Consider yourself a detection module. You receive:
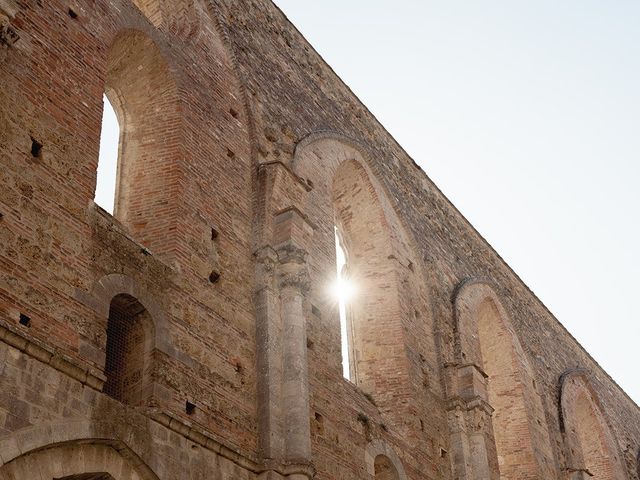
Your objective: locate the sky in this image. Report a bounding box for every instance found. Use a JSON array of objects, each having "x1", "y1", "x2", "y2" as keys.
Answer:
[
  {"x1": 270, "y1": 0, "x2": 640, "y2": 404},
  {"x1": 96, "y1": 1, "x2": 639, "y2": 404}
]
